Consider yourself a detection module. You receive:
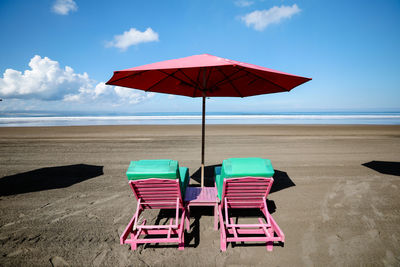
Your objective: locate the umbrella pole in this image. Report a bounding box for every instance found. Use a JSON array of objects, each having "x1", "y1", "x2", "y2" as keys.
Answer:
[{"x1": 201, "y1": 95, "x2": 206, "y2": 188}]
